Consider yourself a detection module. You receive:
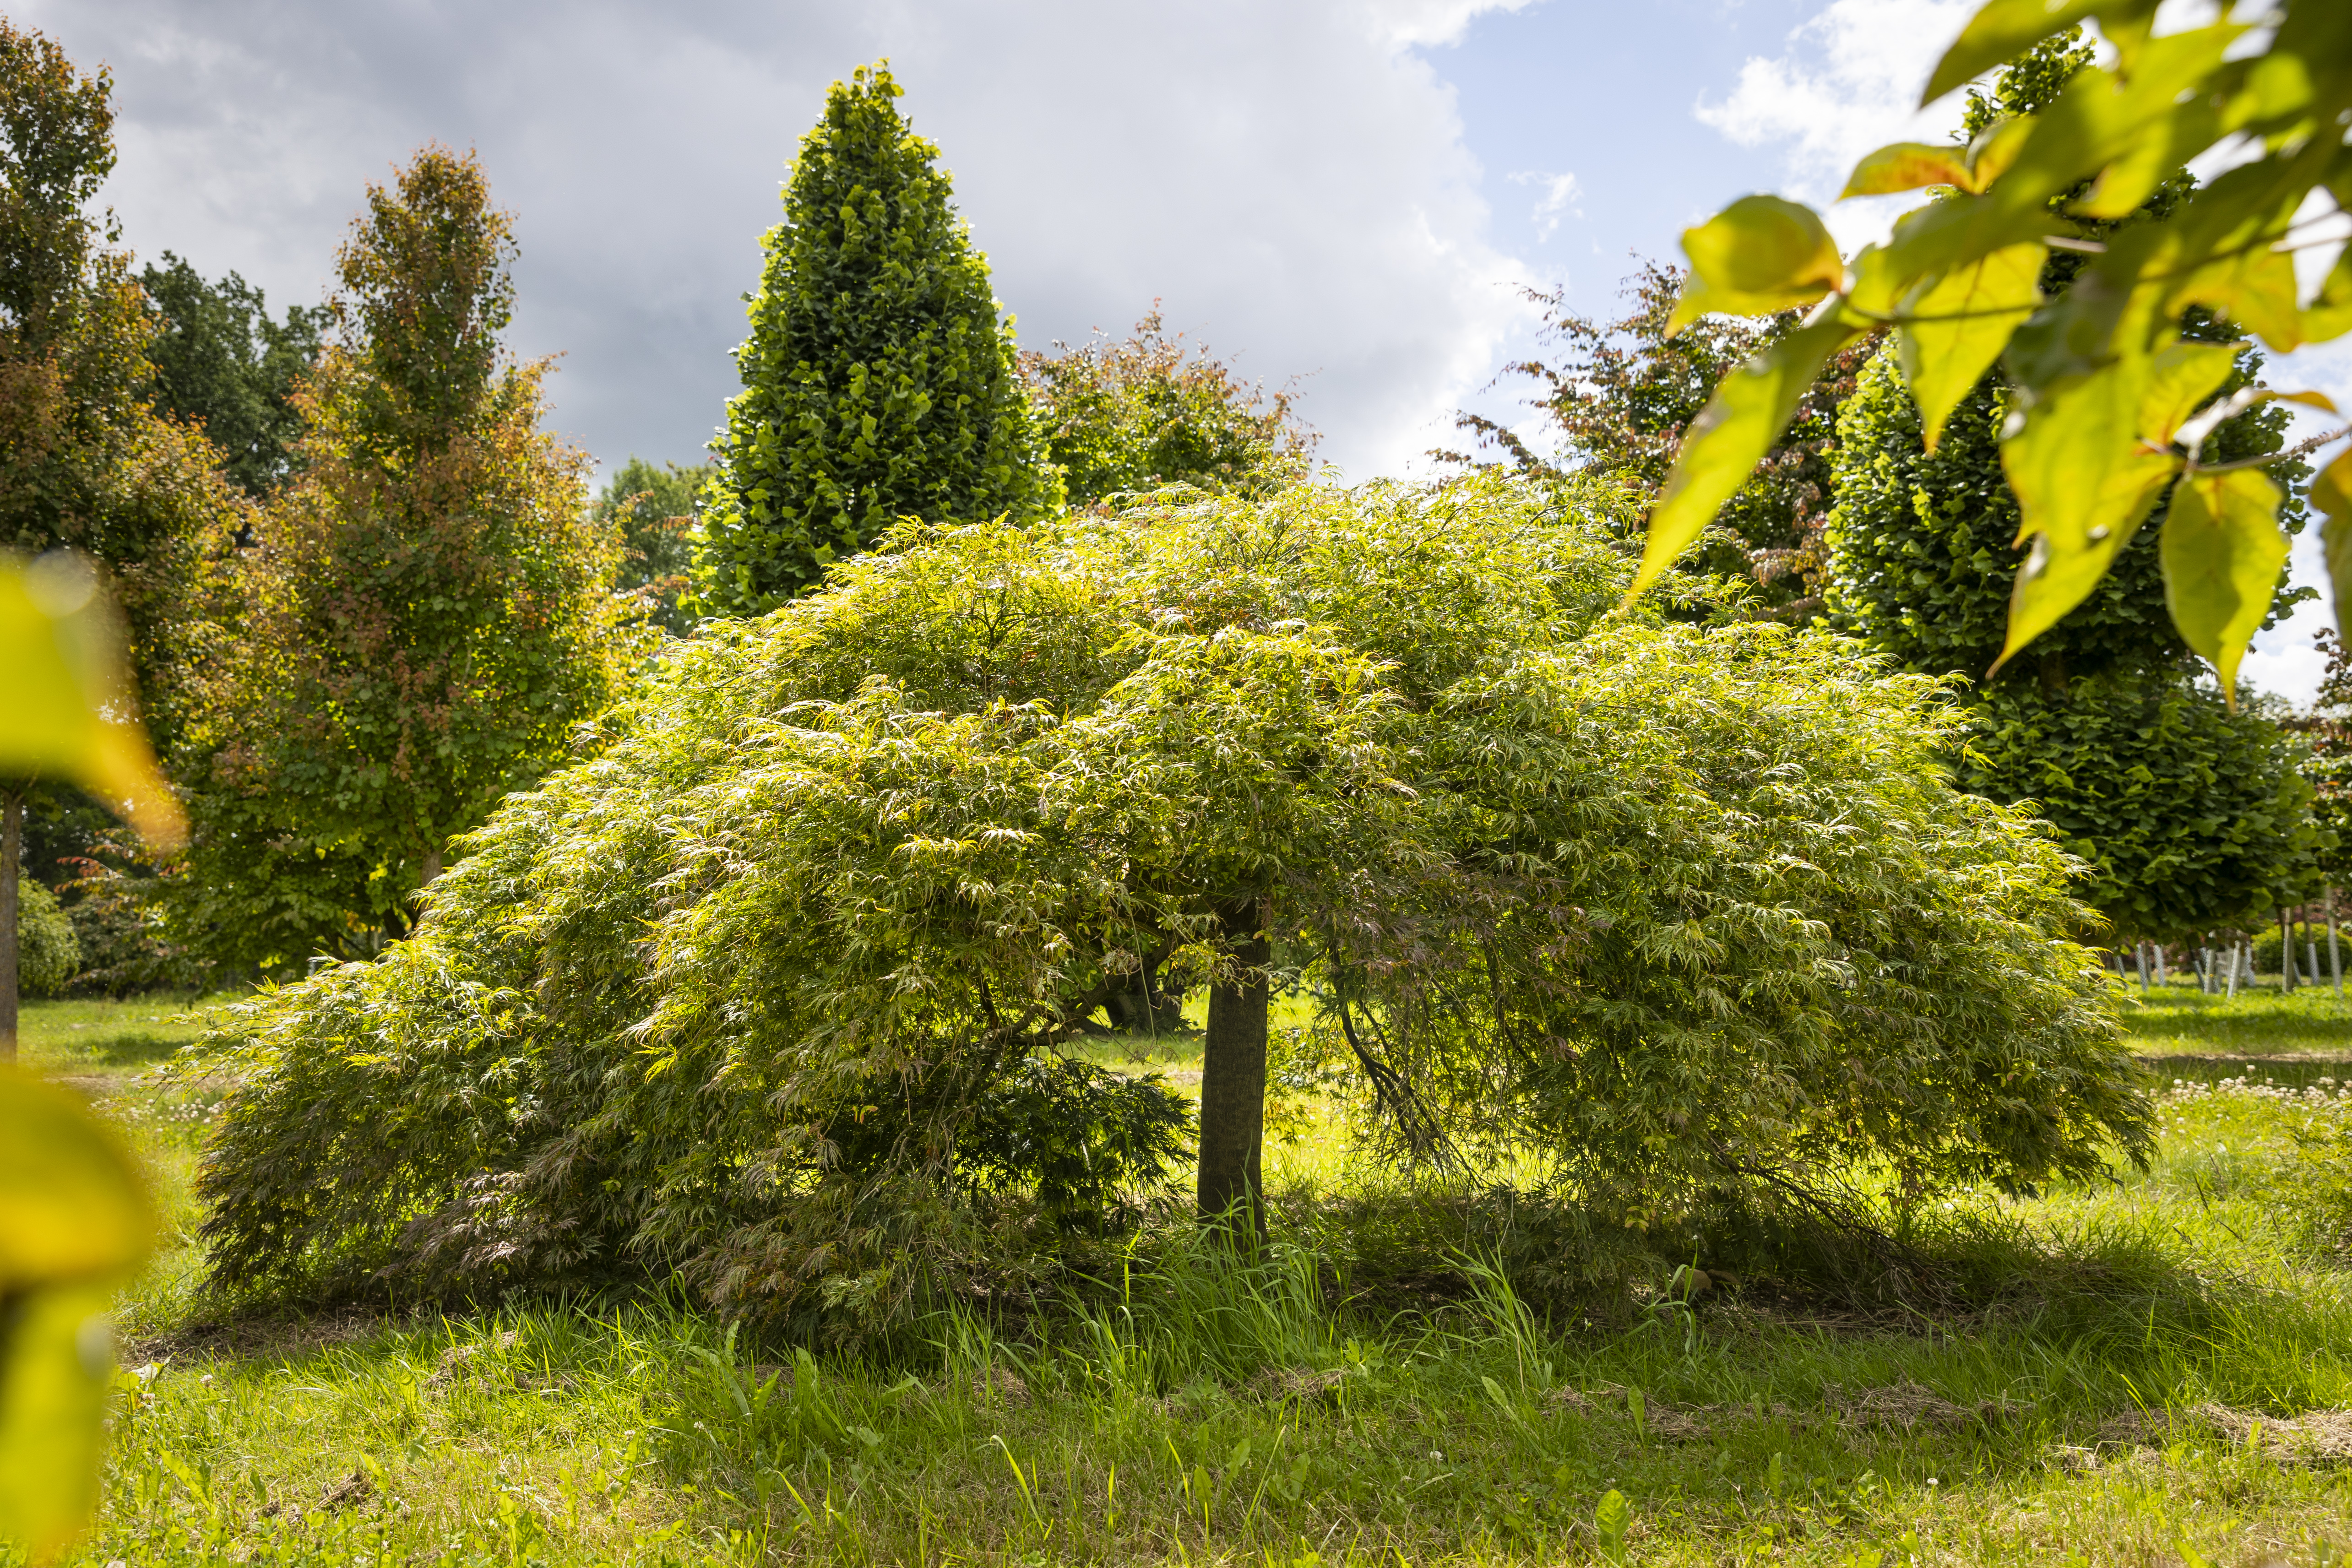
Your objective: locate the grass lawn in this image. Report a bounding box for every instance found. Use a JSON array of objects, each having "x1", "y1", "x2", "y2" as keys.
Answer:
[{"x1": 19, "y1": 981, "x2": 2352, "y2": 1567}]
